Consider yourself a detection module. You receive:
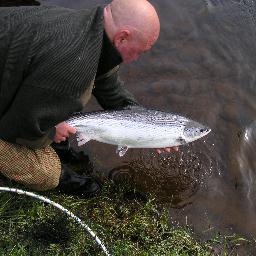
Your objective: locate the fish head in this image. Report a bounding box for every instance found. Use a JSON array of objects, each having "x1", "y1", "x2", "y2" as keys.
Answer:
[{"x1": 183, "y1": 121, "x2": 211, "y2": 143}]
